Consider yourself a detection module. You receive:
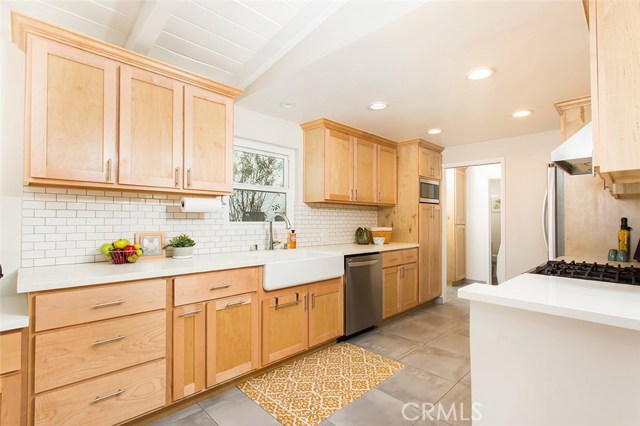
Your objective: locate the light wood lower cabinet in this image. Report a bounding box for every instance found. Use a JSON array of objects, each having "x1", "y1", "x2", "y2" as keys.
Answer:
[
  {"x1": 420, "y1": 204, "x2": 442, "y2": 302},
  {"x1": 30, "y1": 279, "x2": 168, "y2": 426},
  {"x1": 382, "y1": 251, "x2": 419, "y2": 320},
  {"x1": 33, "y1": 359, "x2": 166, "y2": 426},
  {"x1": 206, "y1": 293, "x2": 259, "y2": 387},
  {"x1": 0, "y1": 329, "x2": 23, "y2": 426},
  {"x1": 262, "y1": 290, "x2": 309, "y2": 366},
  {"x1": 35, "y1": 310, "x2": 166, "y2": 393},
  {"x1": 172, "y1": 303, "x2": 206, "y2": 401},
  {"x1": 262, "y1": 278, "x2": 343, "y2": 365},
  {"x1": 1, "y1": 372, "x2": 23, "y2": 426},
  {"x1": 308, "y1": 280, "x2": 344, "y2": 348}
]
